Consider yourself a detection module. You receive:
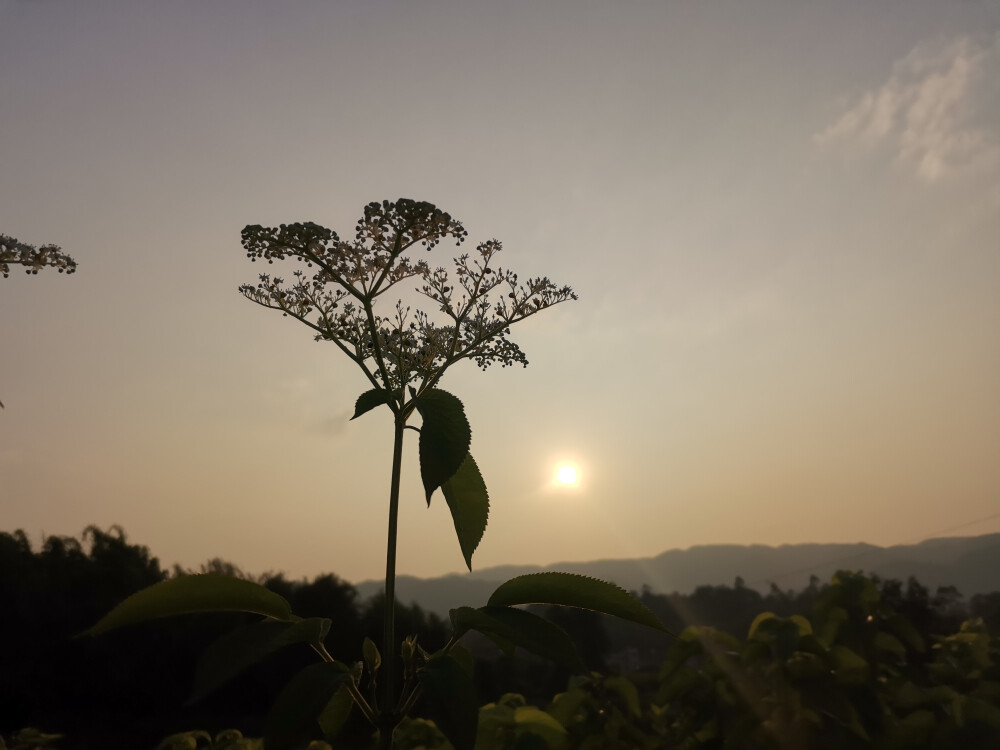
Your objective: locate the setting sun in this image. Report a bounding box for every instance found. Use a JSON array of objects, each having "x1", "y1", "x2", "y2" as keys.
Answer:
[{"x1": 556, "y1": 464, "x2": 579, "y2": 486}]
